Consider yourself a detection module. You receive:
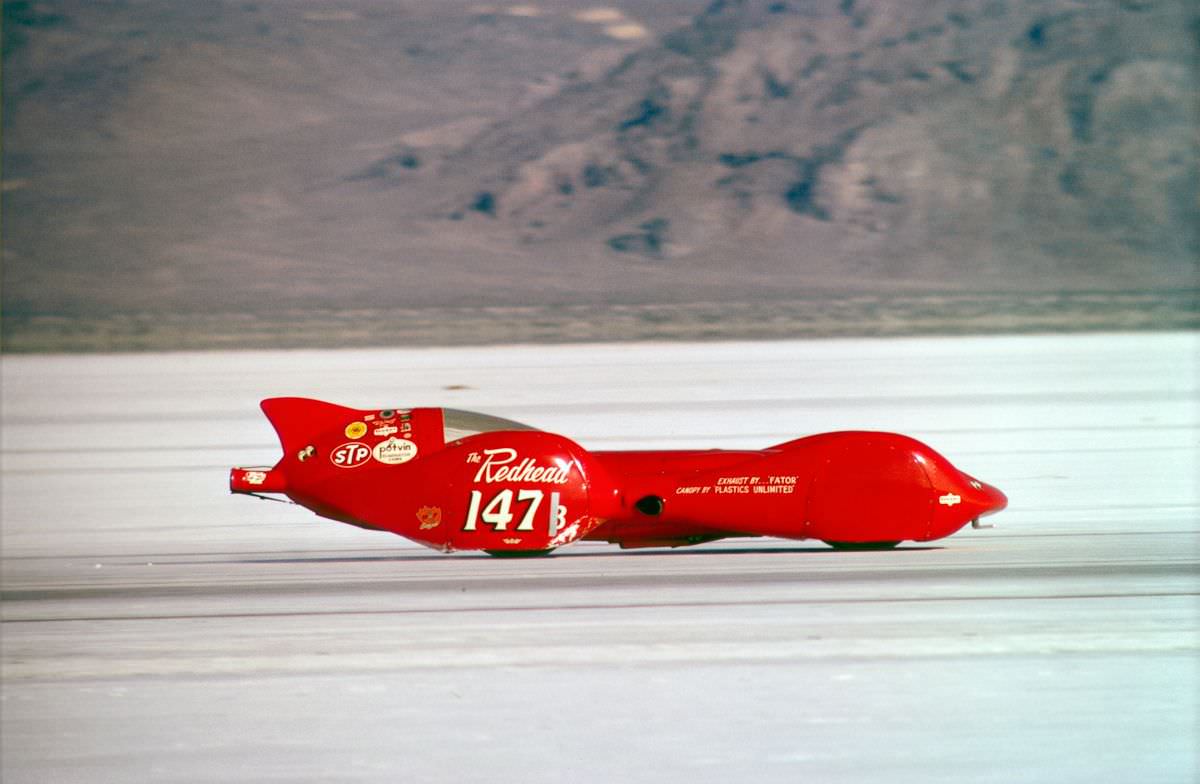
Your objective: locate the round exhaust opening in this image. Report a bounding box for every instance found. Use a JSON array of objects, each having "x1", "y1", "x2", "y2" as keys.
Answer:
[{"x1": 634, "y1": 495, "x2": 665, "y2": 516}]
